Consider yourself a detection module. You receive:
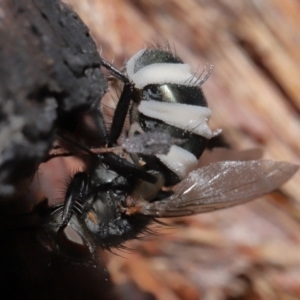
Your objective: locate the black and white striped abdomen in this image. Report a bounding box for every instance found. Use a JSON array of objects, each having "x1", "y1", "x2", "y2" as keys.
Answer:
[{"x1": 126, "y1": 48, "x2": 220, "y2": 184}]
